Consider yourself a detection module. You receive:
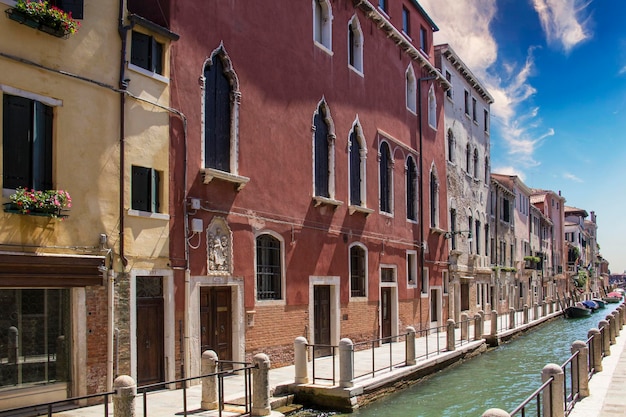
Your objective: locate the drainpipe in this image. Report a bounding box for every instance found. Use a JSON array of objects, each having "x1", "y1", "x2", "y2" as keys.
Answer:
[
  {"x1": 417, "y1": 76, "x2": 435, "y2": 328},
  {"x1": 118, "y1": 0, "x2": 131, "y2": 268}
]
